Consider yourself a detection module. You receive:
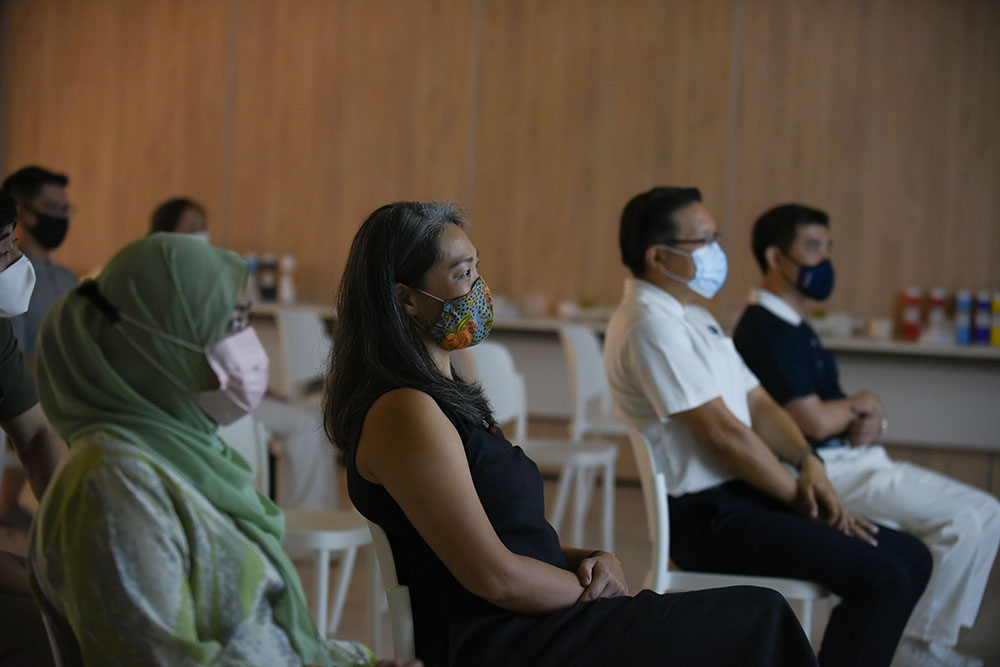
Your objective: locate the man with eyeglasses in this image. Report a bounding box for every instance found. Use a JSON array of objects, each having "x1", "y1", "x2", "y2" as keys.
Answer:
[
  {"x1": 732, "y1": 203, "x2": 999, "y2": 667},
  {"x1": 603, "y1": 187, "x2": 931, "y2": 667},
  {"x1": 0, "y1": 166, "x2": 77, "y2": 533}
]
